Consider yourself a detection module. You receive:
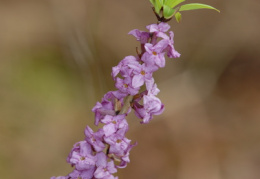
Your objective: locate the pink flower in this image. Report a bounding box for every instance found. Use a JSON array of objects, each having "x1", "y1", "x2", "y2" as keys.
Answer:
[
  {"x1": 94, "y1": 152, "x2": 117, "y2": 179},
  {"x1": 50, "y1": 176, "x2": 68, "y2": 179},
  {"x1": 104, "y1": 128, "x2": 131, "y2": 157},
  {"x1": 142, "y1": 39, "x2": 168, "y2": 68},
  {"x1": 92, "y1": 91, "x2": 125, "y2": 126},
  {"x1": 101, "y1": 114, "x2": 128, "y2": 137},
  {"x1": 68, "y1": 169, "x2": 96, "y2": 179},
  {"x1": 67, "y1": 141, "x2": 96, "y2": 171},
  {"x1": 84, "y1": 126, "x2": 106, "y2": 152},
  {"x1": 164, "y1": 31, "x2": 181, "y2": 58},
  {"x1": 112, "y1": 56, "x2": 139, "y2": 80},
  {"x1": 115, "y1": 77, "x2": 140, "y2": 95},
  {"x1": 133, "y1": 94, "x2": 164, "y2": 124},
  {"x1": 92, "y1": 102, "x2": 114, "y2": 126},
  {"x1": 128, "y1": 63, "x2": 153, "y2": 88},
  {"x1": 128, "y1": 29, "x2": 150, "y2": 44},
  {"x1": 145, "y1": 78, "x2": 160, "y2": 96},
  {"x1": 117, "y1": 141, "x2": 137, "y2": 169},
  {"x1": 146, "y1": 22, "x2": 170, "y2": 39},
  {"x1": 146, "y1": 22, "x2": 170, "y2": 33}
]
